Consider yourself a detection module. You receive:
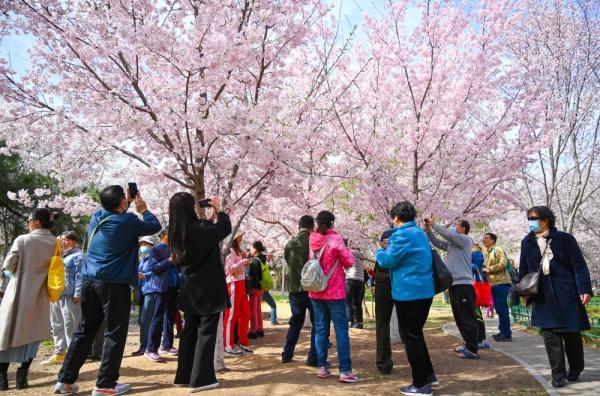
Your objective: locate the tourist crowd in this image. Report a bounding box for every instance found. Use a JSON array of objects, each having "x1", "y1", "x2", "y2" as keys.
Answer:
[{"x1": 0, "y1": 185, "x2": 593, "y2": 396}]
